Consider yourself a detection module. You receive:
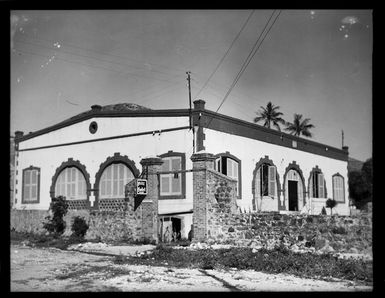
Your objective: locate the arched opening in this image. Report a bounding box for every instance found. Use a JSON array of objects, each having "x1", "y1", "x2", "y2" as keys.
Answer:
[
  {"x1": 252, "y1": 156, "x2": 281, "y2": 212},
  {"x1": 283, "y1": 162, "x2": 306, "y2": 212}
]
